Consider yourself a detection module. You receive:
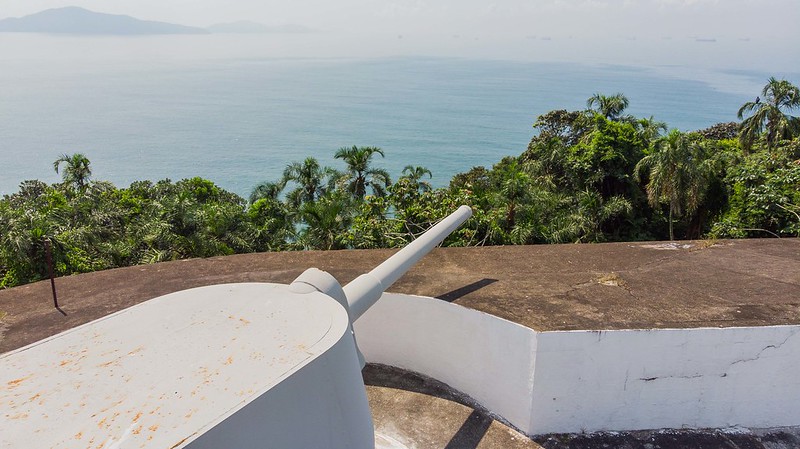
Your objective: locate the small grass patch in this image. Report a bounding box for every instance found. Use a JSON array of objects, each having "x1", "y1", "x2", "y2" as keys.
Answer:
[
  {"x1": 597, "y1": 273, "x2": 626, "y2": 287},
  {"x1": 696, "y1": 238, "x2": 718, "y2": 249}
]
